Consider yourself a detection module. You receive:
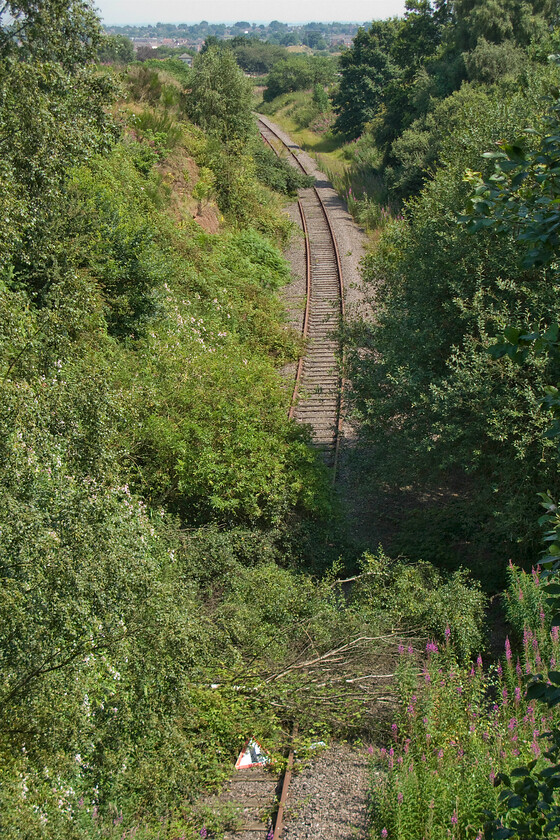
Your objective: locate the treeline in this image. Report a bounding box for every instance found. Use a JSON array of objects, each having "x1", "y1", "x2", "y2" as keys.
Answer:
[
  {"x1": 106, "y1": 19, "x2": 362, "y2": 49},
  {"x1": 332, "y1": 0, "x2": 560, "y2": 200},
  {"x1": 303, "y1": 0, "x2": 560, "y2": 579}
]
